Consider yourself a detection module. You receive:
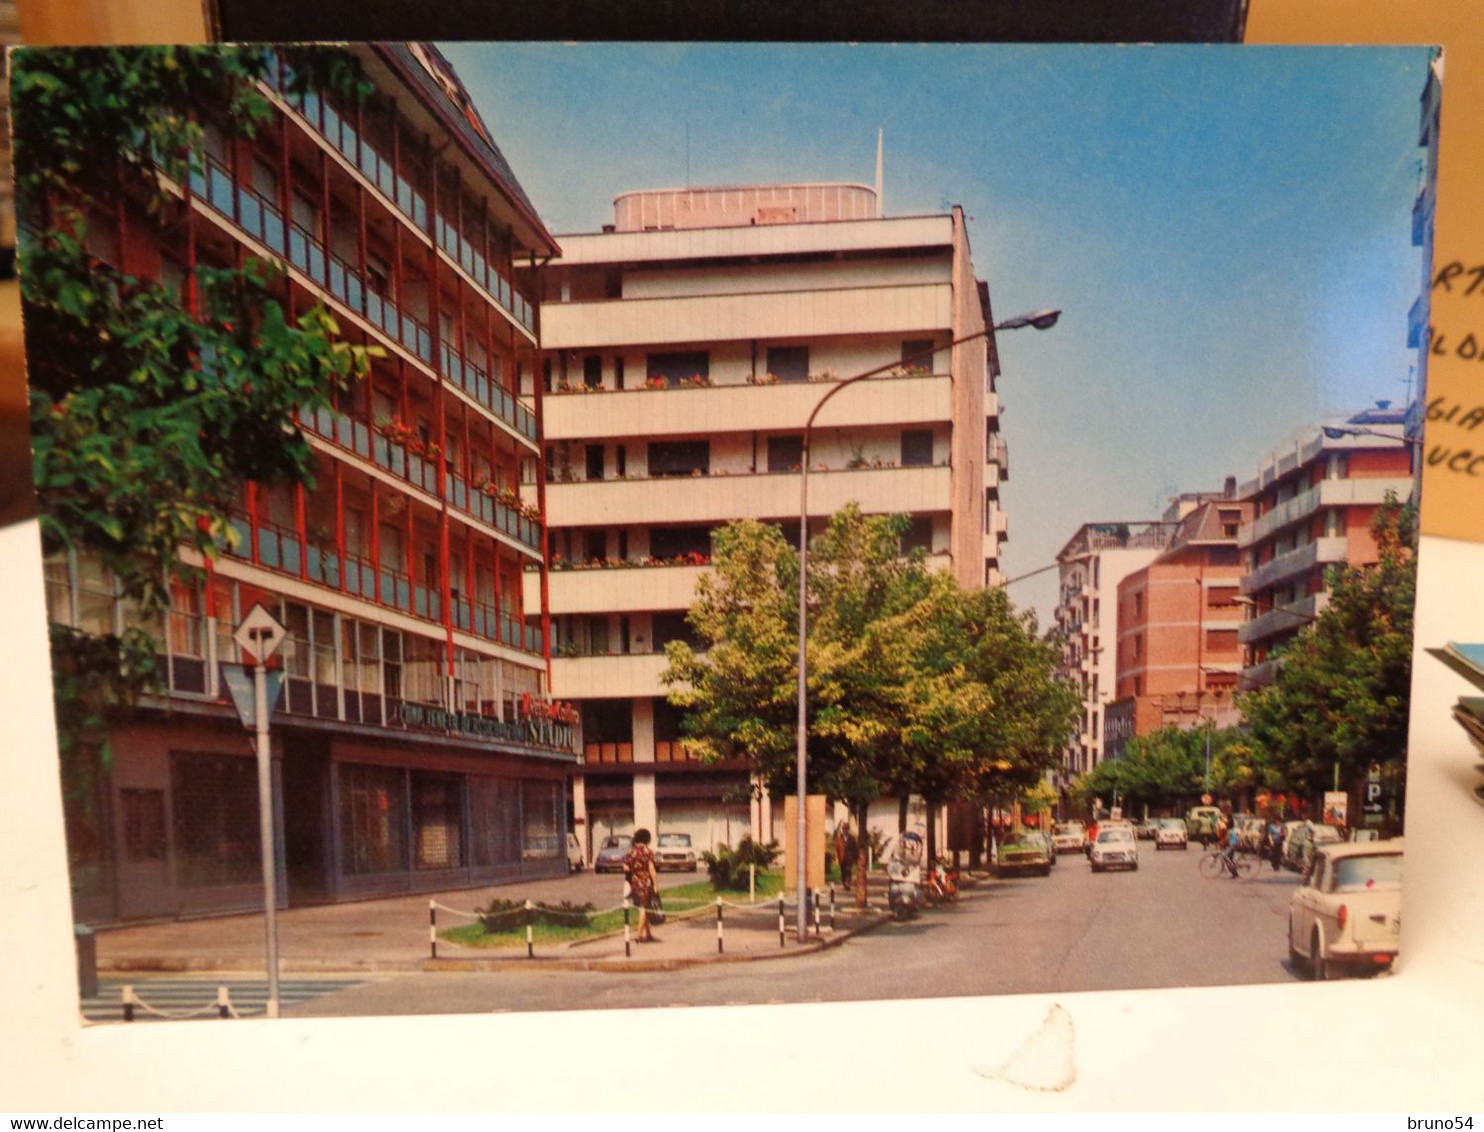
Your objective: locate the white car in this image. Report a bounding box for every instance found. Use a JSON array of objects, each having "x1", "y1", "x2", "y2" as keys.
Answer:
[
  {"x1": 1288, "y1": 840, "x2": 1402, "y2": 979},
  {"x1": 1283, "y1": 822, "x2": 1344, "y2": 874},
  {"x1": 1154, "y1": 817, "x2": 1189, "y2": 850},
  {"x1": 1089, "y1": 827, "x2": 1139, "y2": 872},
  {"x1": 1051, "y1": 821, "x2": 1087, "y2": 853},
  {"x1": 655, "y1": 831, "x2": 699, "y2": 871},
  {"x1": 566, "y1": 831, "x2": 585, "y2": 872}
]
